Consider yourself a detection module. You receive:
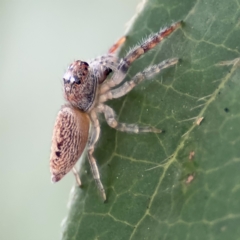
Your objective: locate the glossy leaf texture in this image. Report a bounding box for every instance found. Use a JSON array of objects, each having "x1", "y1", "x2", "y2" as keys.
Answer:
[{"x1": 62, "y1": 0, "x2": 240, "y2": 239}]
